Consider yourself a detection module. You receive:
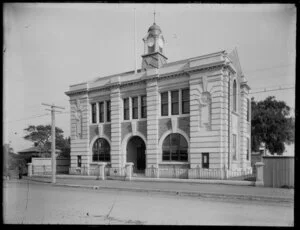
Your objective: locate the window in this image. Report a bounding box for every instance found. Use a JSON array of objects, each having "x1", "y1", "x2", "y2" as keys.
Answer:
[
  {"x1": 232, "y1": 134, "x2": 237, "y2": 160},
  {"x1": 77, "y1": 156, "x2": 81, "y2": 167},
  {"x1": 171, "y1": 90, "x2": 179, "y2": 115},
  {"x1": 233, "y1": 80, "x2": 237, "y2": 112},
  {"x1": 246, "y1": 138, "x2": 250, "y2": 160},
  {"x1": 162, "y1": 133, "x2": 188, "y2": 162},
  {"x1": 124, "y1": 98, "x2": 129, "y2": 120},
  {"x1": 161, "y1": 92, "x2": 168, "y2": 116},
  {"x1": 106, "y1": 101, "x2": 111, "y2": 122},
  {"x1": 92, "y1": 138, "x2": 110, "y2": 162},
  {"x1": 141, "y1": 95, "x2": 147, "y2": 118},
  {"x1": 202, "y1": 153, "x2": 209, "y2": 169},
  {"x1": 181, "y1": 89, "x2": 190, "y2": 114},
  {"x1": 159, "y1": 47, "x2": 163, "y2": 53},
  {"x1": 247, "y1": 98, "x2": 250, "y2": 122},
  {"x1": 99, "y1": 102, "x2": 104, "y2": 123},
  {"x1": 148, "y1": 46, "x2": 154, "y2": 53},
  {"x1": 132, "y1": 97, "x2": 138, "y2": 119},
  {"x1": 91, "y1": 103, "x2": 97, "y2": 123}
]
